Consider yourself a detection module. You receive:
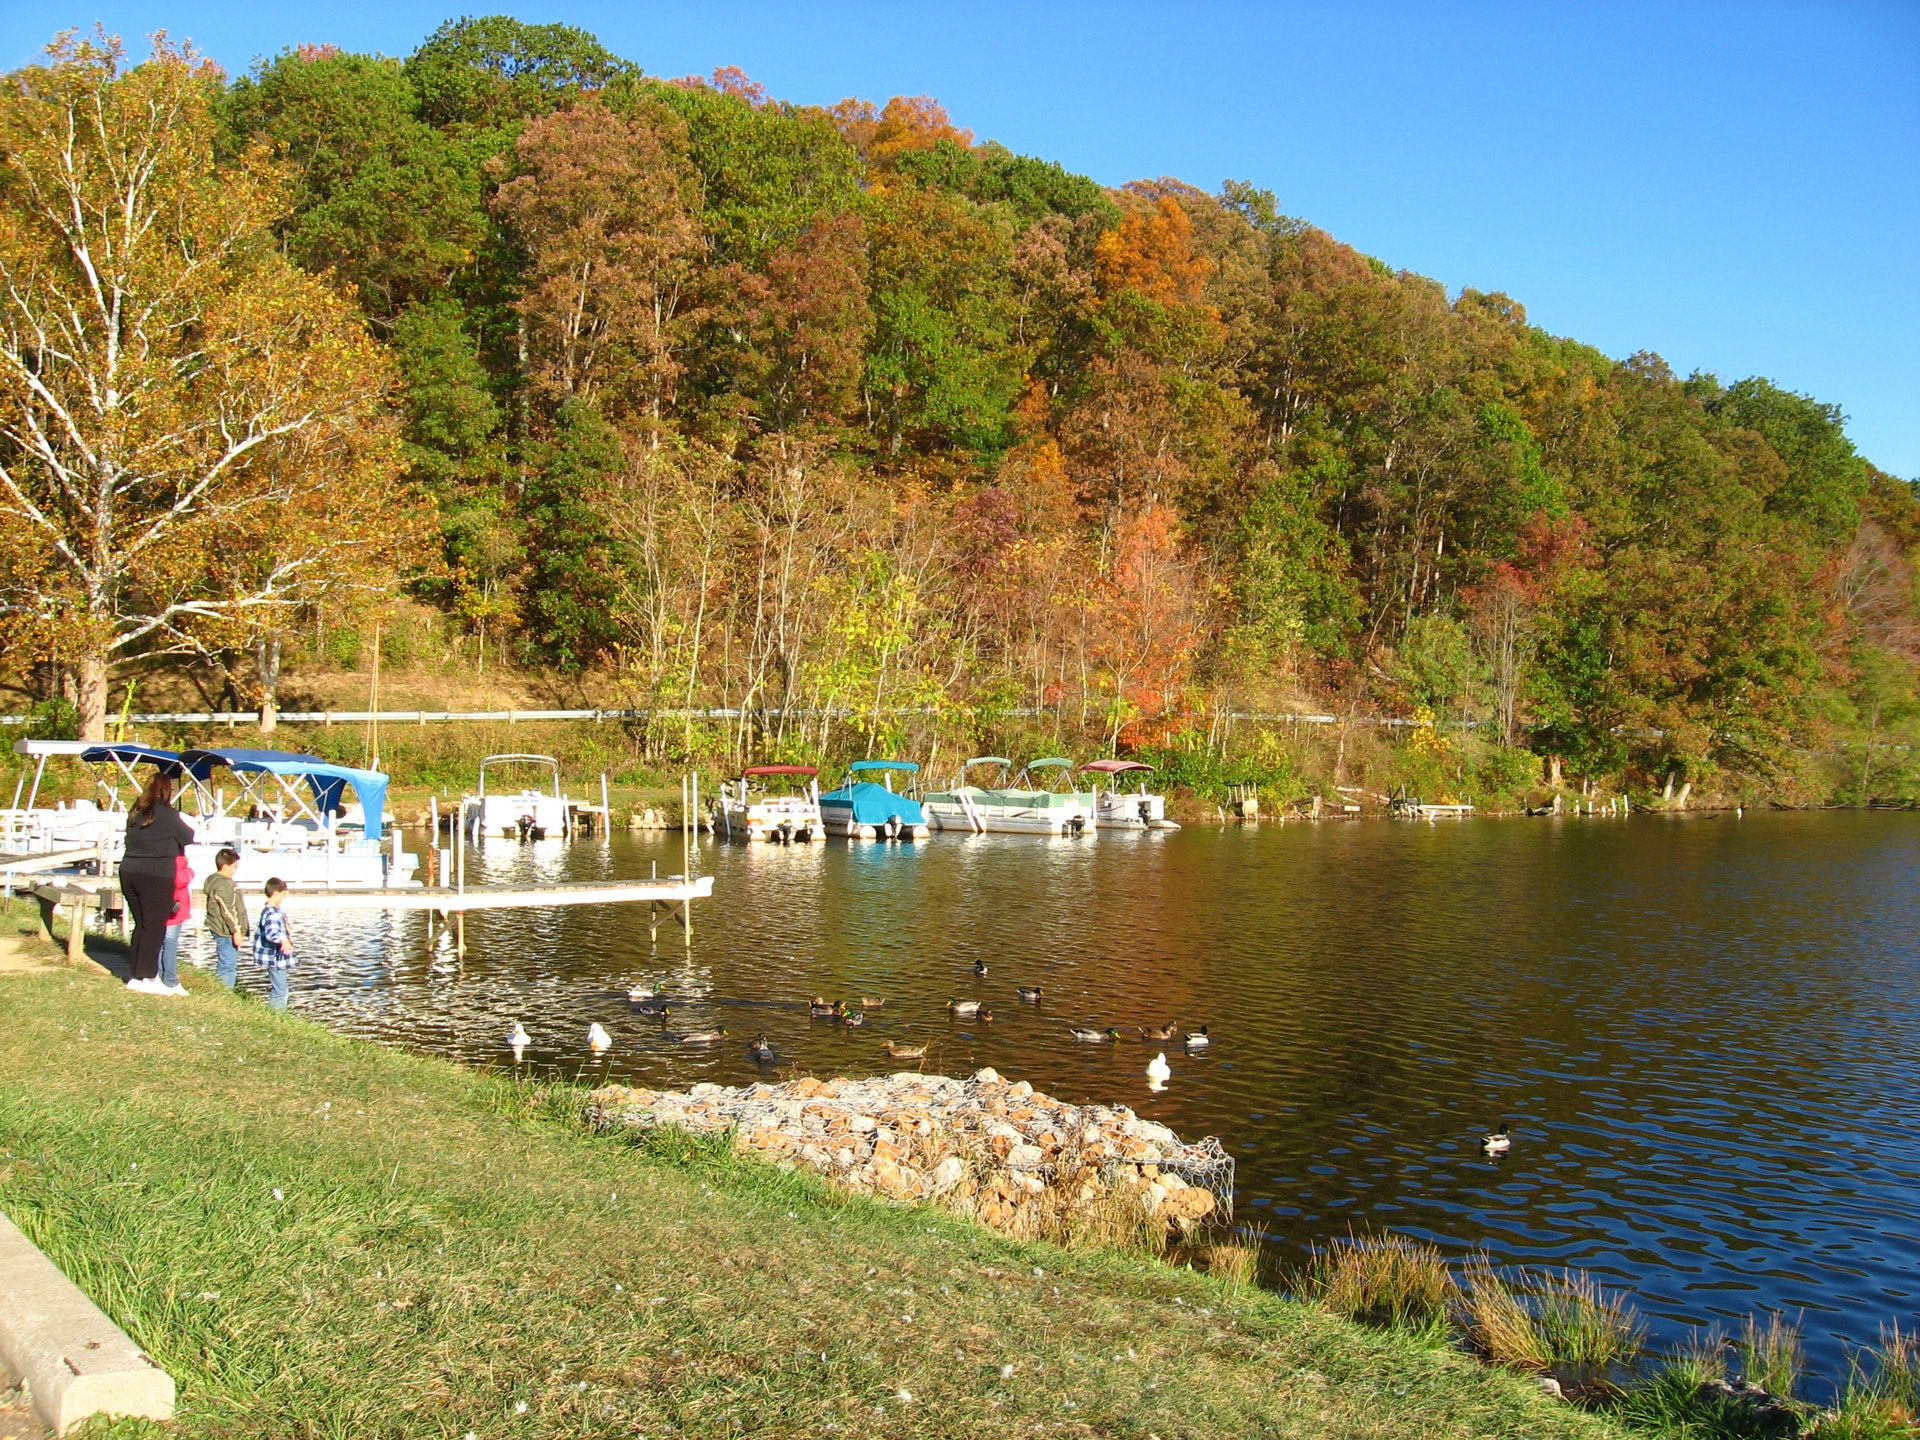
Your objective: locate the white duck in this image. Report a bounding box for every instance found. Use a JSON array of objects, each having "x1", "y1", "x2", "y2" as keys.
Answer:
[
  {"x1": 587, "y1": 1022, "x2": 613, "y2": 1052},
  {"x1": 507, "y1": 1021, "x2": 531, "y2": 1049},
  {"x1": 1146, "y1": 1052, "x2": 1172, "y2": 1090}
]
